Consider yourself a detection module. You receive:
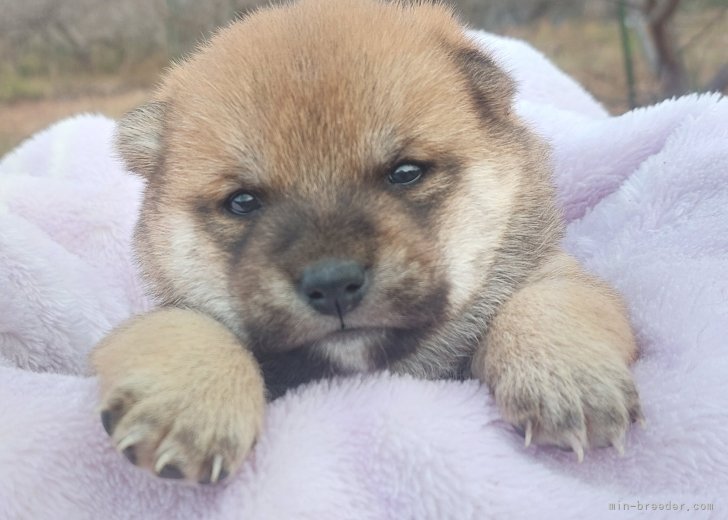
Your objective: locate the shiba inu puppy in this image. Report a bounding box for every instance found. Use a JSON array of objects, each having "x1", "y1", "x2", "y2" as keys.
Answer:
[{"x1": 93, "y1": 0, "x2": 642, "y2": 484}]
